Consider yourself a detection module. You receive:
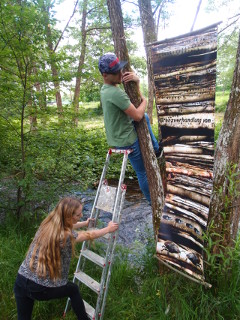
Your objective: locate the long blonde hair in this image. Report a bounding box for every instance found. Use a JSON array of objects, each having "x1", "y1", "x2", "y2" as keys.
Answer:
[{"x1": 29, "y1": 197, "x2": 82, "y2": 281}]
